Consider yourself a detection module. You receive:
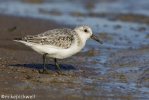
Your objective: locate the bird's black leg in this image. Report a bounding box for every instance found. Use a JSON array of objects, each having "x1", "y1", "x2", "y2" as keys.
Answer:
[
  {"x1": 54, "y1": 58, "x2": 62, "y2": 74},
  {"x1": 41, "y1": 53, "x2": 48, "y2": 74}
]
